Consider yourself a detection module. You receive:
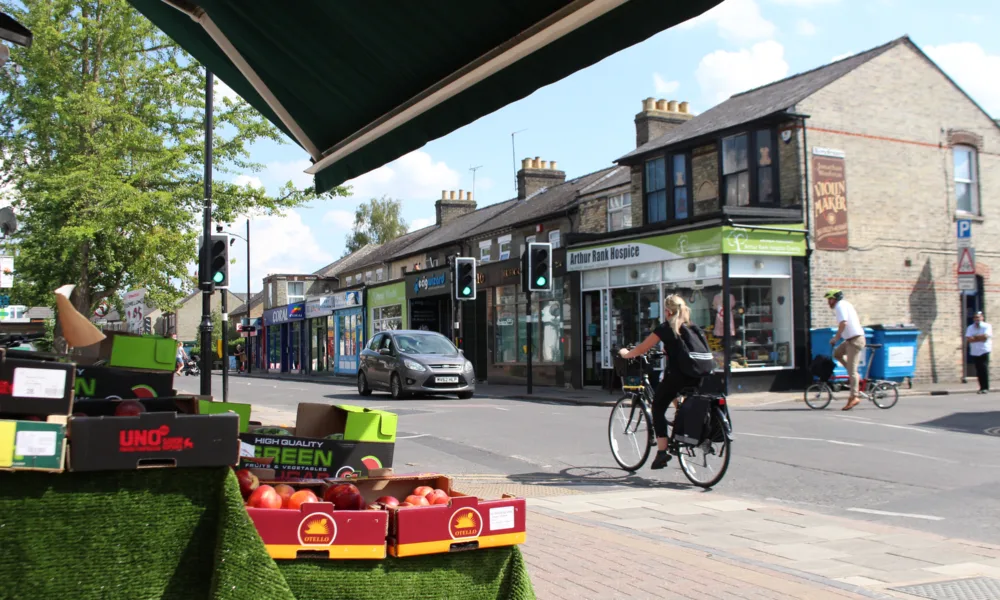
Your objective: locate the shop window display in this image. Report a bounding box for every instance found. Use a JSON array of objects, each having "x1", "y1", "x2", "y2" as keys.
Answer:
[
  {"x1": 494, "y1": 281, "x2": 565, "y2": 365},
  {"x1": 372, "y1": 305, "x2": 402, "y2": 333}
]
